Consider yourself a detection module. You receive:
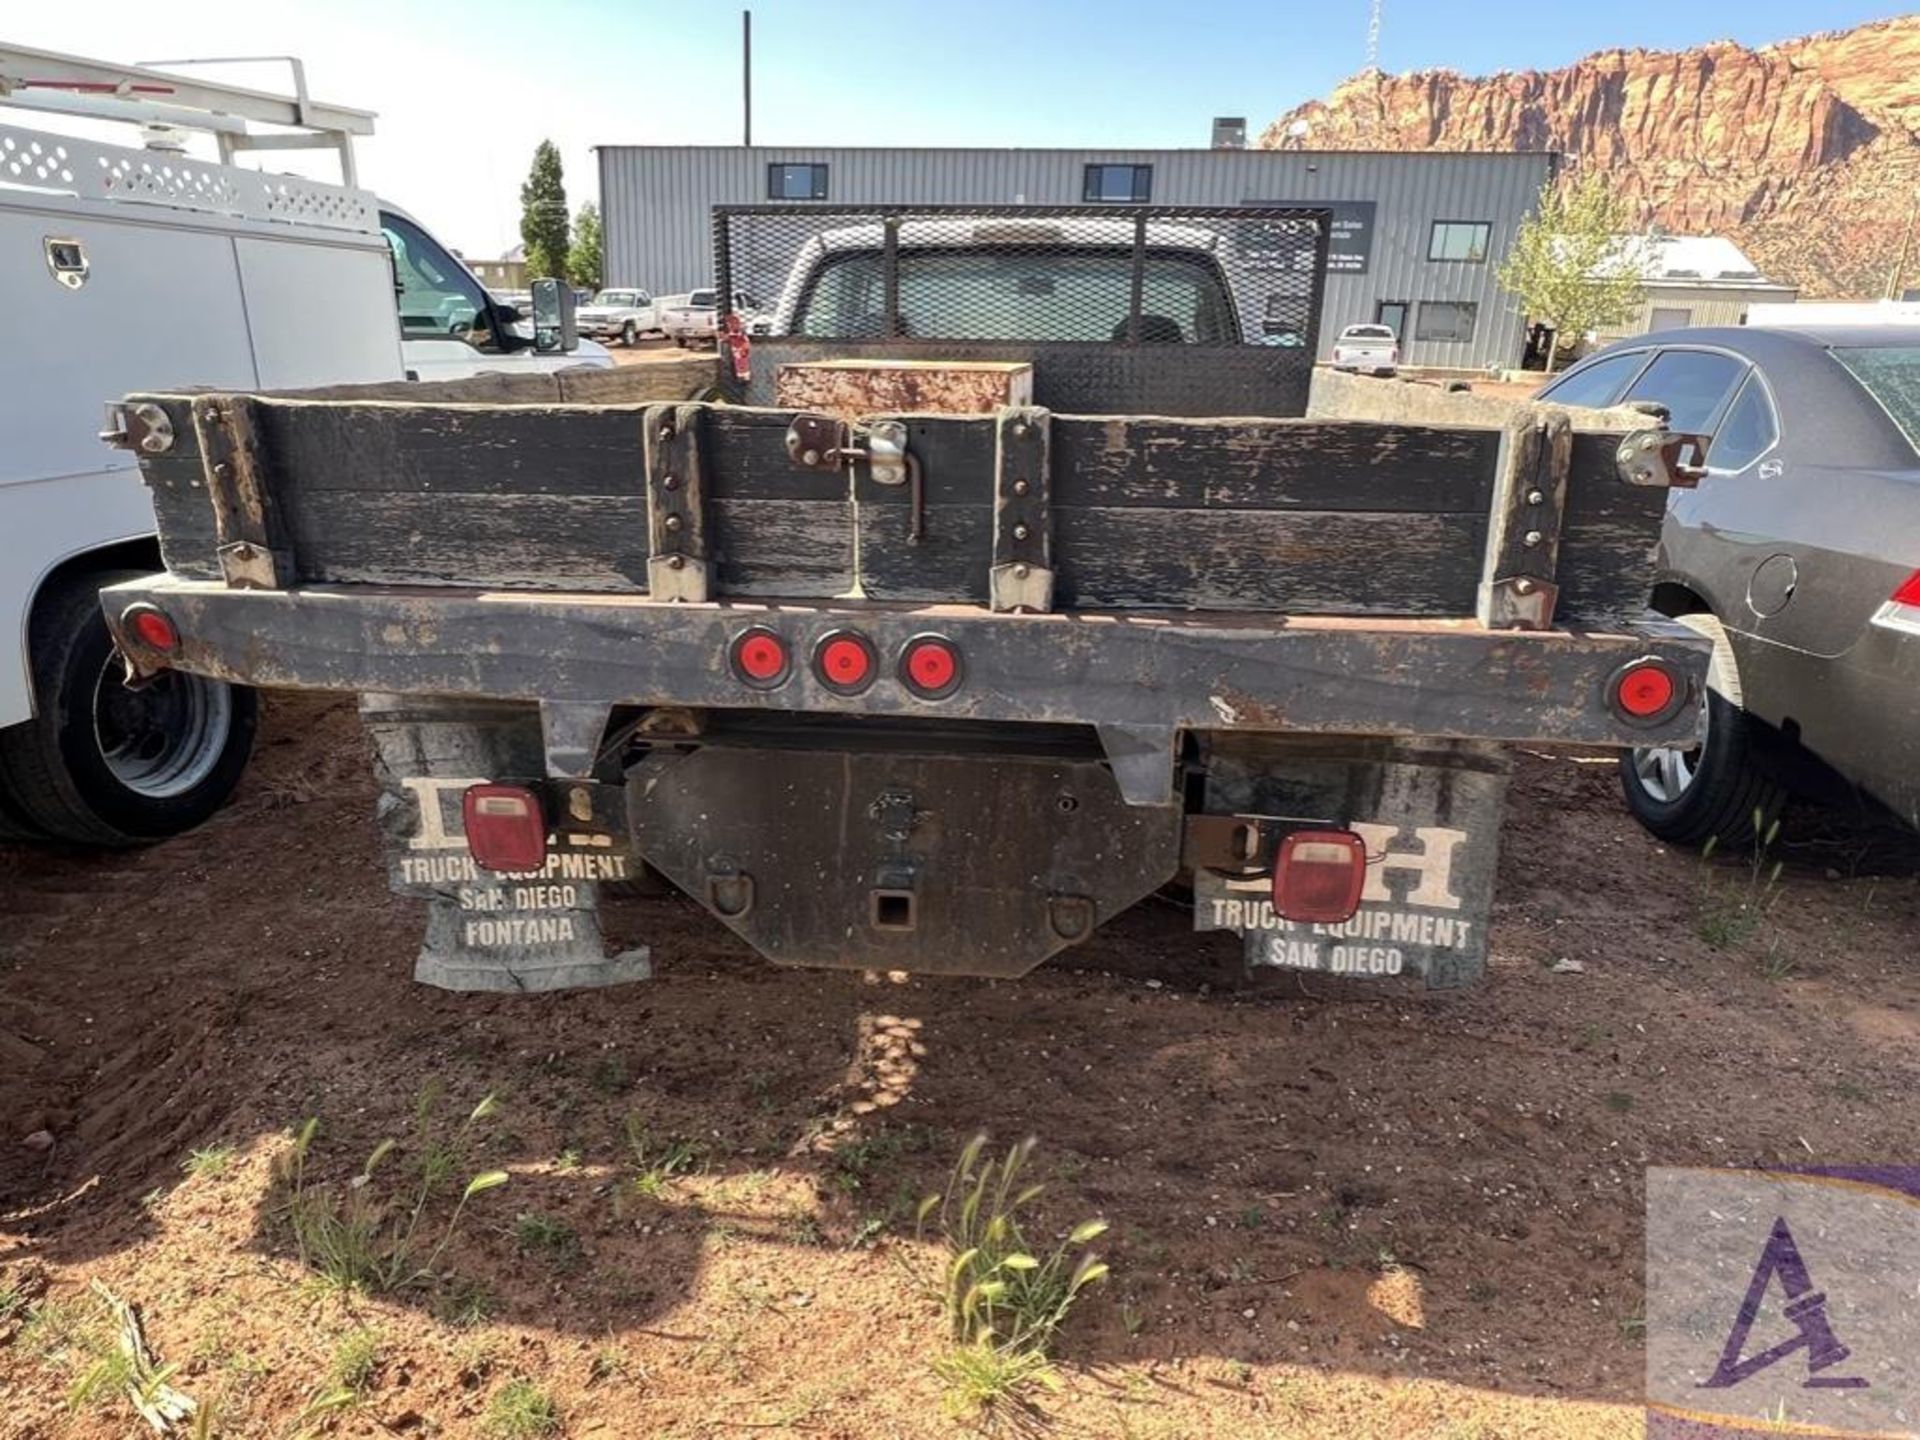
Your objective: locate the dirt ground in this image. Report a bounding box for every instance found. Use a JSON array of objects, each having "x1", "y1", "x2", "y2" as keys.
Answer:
[{"x1": 4, "y1": 693, "x2": 1919, "y2": 1439}]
